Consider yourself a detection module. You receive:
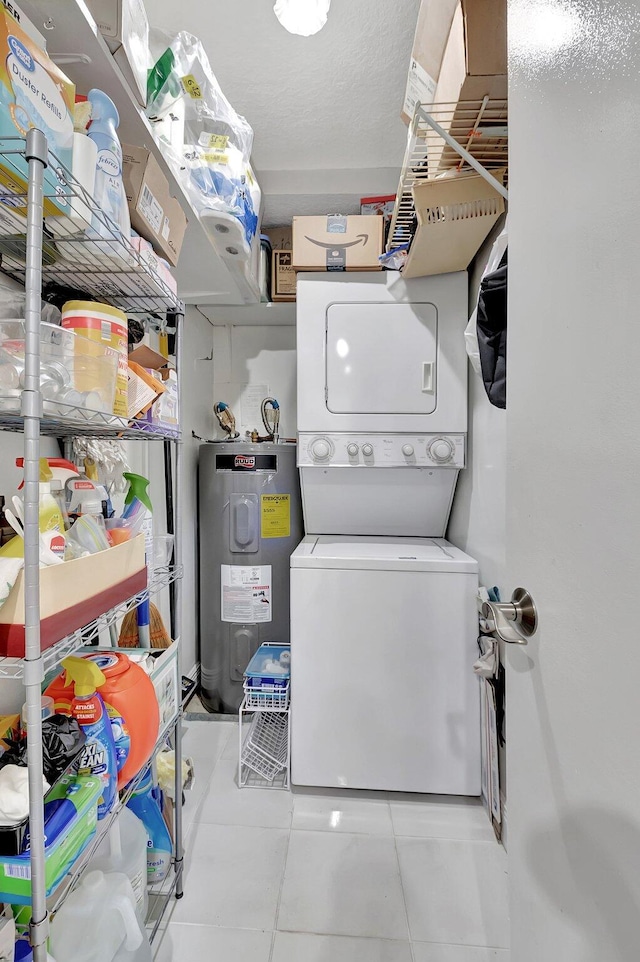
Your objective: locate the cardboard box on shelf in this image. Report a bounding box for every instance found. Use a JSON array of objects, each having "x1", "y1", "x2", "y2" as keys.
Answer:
[
  {"x1": 128, "y1": 343, "x2": 179, "y2": 428},
  {"x1": 292, "y1": 215, "x2": 383, "y2": 272},
  {"x1": 0, "y1": 9, "x2": 75, "y2": 217},
  {"x1": 122, "y1": 145, "x2": 188, "y2": 267},
  {"x1": 272, "y1": 250, "x2": 296, "y2": 301},
  {"x1": 401, "y1": 0, "x2": 506, "y2": 126},
  {"x1": 402, "y1": 168, "x2": 506, "y2": 278},
  {"x1": 85, "y1": 0, "x2": 150, "y2": 106},
  {"x1": 266, "y1": 226, "x2": 292, "y2": 251}
]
